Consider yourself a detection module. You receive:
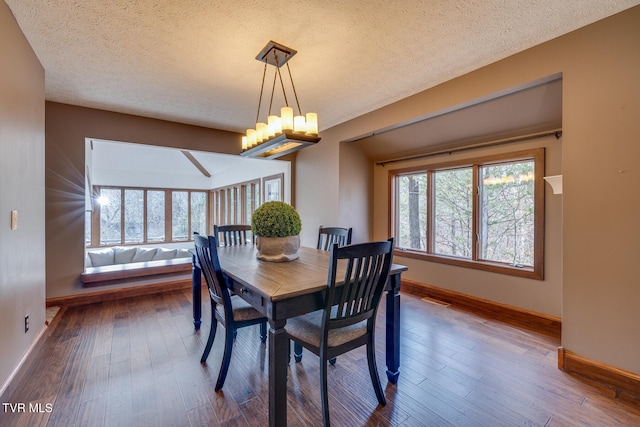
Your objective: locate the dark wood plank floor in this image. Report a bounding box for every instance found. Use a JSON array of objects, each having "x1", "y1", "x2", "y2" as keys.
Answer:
[{"x1": 2, "y1": 288, "x2": 639, "y2": 426}]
